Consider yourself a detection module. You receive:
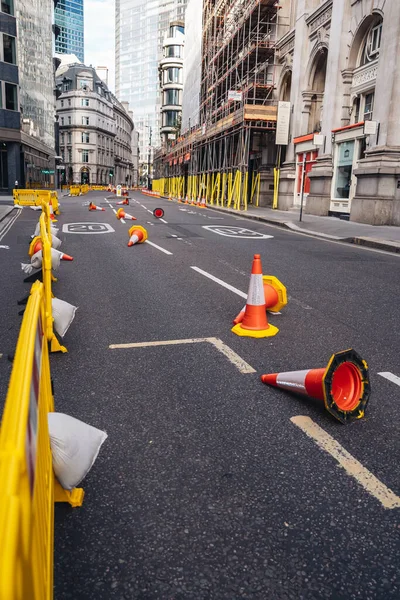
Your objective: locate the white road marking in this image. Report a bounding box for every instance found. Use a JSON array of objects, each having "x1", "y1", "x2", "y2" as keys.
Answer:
[
  {"x1": 160, "y1": 218, "x2": 168, "y2": 223},
  {"x1": 141, "y1": 204, "x2": 147, "y2": 209},
  {"x1": 378, "y1": 372, "x2": 400, "y2": 387},
  {"x1": 0, "y1": 208, "x2": 21, "y2": 242},
  {"x1": 203, "y1": 225, "x2": 273, "y2": 239},
  {"x1": 109, "y1": 336, "x2": 255, "y2": 374},
  {"x1": 145, "y1": 240, "x2": 173, "y2": 255},
  {"x1": 191, "y1": 266, "x2": 247, "y2": 299},
  {"x1": 147, "y1": 209, "x2": 153, "y2": 213},
  {"x1": 170, "y1": 234, "x2": 178, "y2": 237},
  {"x1": 291, "y1": 416, "x2": 400, "y2": 510}
]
